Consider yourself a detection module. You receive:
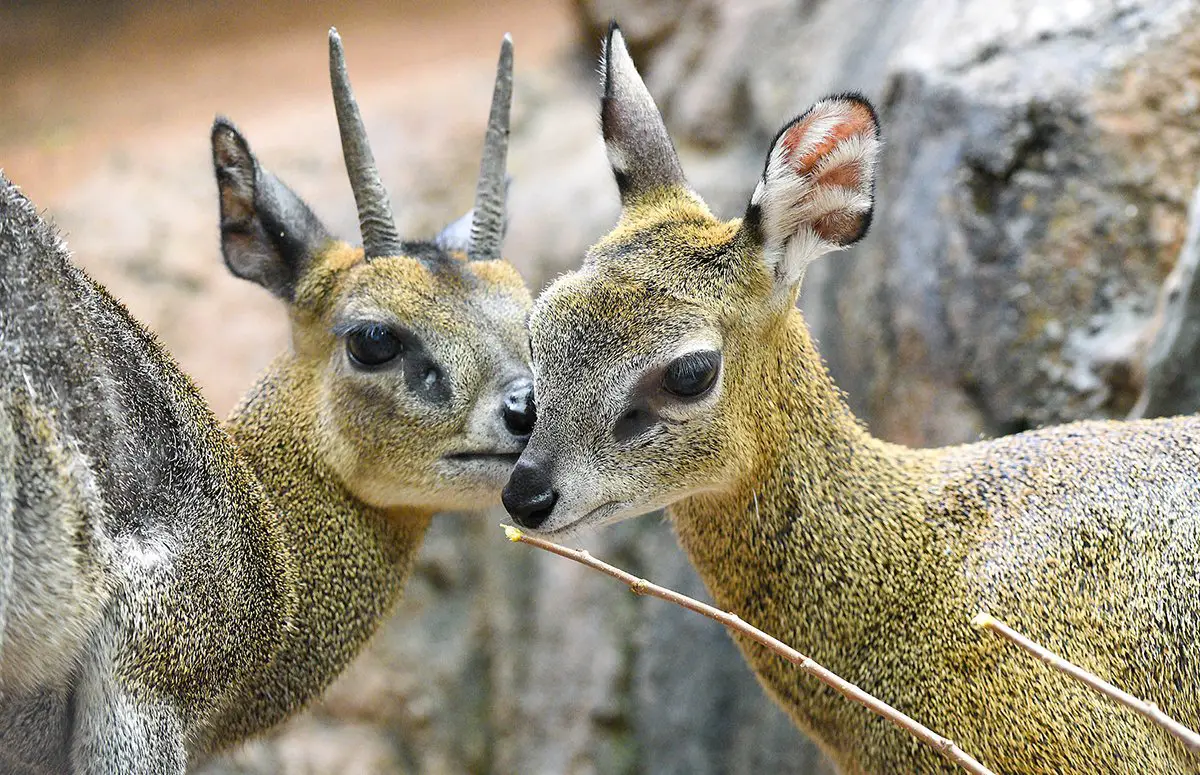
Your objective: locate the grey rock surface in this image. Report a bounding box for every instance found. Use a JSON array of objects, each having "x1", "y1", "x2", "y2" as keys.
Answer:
[{"x1": 1134, "y1": 181, "x2": 1200, "y2": 419}]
